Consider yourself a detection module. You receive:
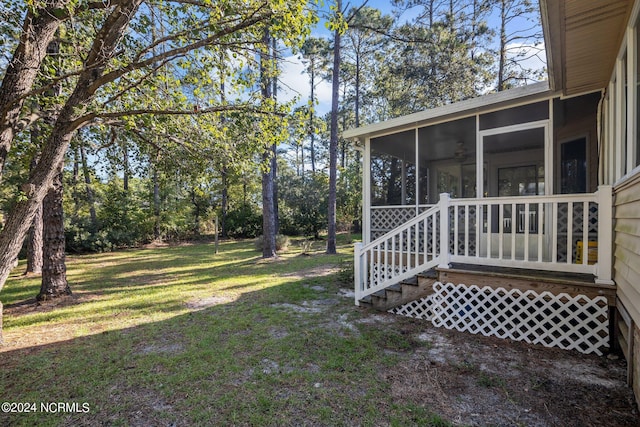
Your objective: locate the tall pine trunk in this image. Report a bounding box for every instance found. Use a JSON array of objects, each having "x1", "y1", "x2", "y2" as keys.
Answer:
[
  {"x1": 221, "y1": 167, "x2": 229, "y2": 238},
  {"x1": 25, "y1": 186, "x2": 43, "y2": 275},
  {"x1": 272, "y1": 37, "x2": 279, "y2": 235},
  {"x1": 261, "y1": 29, "x2": 277, "y2": 258},
  {"x1": 26, "y1": 203, "x2": 43, "y2": 275},
  {"x1": 327, "y1": 0, "x2": 341, "y2": 255},
  {"x1": 80, "y1": 144, "x2": 98, "y2": 230},
  {"x1": 25, "y1": 145, "x2": 43, "y2": 275},
  {"x1": 38, "y1": 163, "x2": 71, "y2": 300},
  {"x1": 309, "y1": 62, "x2": 316, "y2": 175},
  {"x1": 497, "y1": 0, "x2": 507, "y2": 91},
  {"x1": 153, "y1": 165, "x2": 161, "y2": 240}
]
